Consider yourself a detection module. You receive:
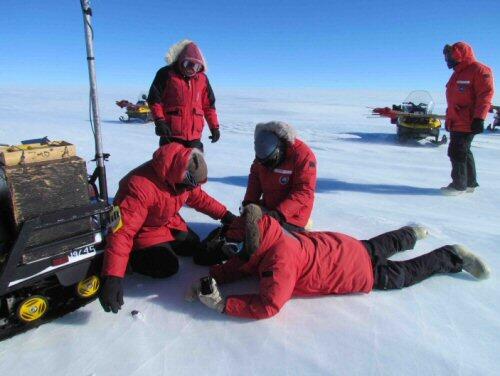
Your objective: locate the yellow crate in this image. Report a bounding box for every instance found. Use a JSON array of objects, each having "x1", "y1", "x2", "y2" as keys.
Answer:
[{"x1": 0, "y1": 141, "x2": 76, "y2": 166}]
